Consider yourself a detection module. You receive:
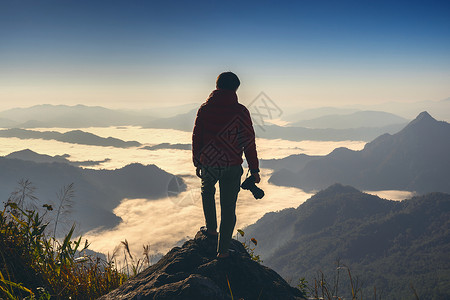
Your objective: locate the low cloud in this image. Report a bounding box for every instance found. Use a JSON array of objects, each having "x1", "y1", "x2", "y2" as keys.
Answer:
[
  {"x1": 84, "y1": 169, "x2": 313, "y2": 259},
  {"x1": 364, "y1": 190, "x2": 416, "y2": 201},
  {"x1": 0, "y1": 127, "x2": 367, "y2": 260}
]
